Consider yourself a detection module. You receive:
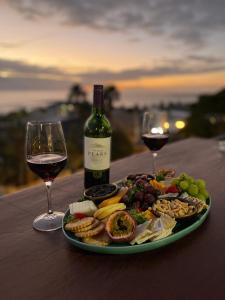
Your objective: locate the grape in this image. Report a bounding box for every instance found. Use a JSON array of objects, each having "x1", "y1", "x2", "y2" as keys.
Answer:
[
  {"x1": 144, "y1": 183, "x2": 149, "y2": 190},
  {"x1": 135, "y1": 191, "x2": 144, "y2": 201},
  {"x1": 135, "y1": 179, "x2": 145, "y2": 188},
  {"x1": 145, "y1": 185, "x2": 155, "y2": 194},
  {"x1": 187, "y1": 176, "x2": 194, "y2": 184},
  {"x1": 134, "y1": 201, "x2": 141, "y2": 210},
  {"x1": 179, "y1": 180, "x2": 189, "y2": 191},
  {"x1": 201, "y1": 189, "x2": 209, "y2": 199},
  {"x1": 197, "y1": 193, "x2": 206, "y2": 201},
  {"x1": 172, "y1": 178, "x2": 180, "y2": 185},
  {"x1": 196, "y1": 179, "x2": 206, "y2": 189},
  {"x1": 188, "y1": 184, "x2": 199, "y2": 196},
  {"x1": 141, "y1": 202, "x2": 150, "y2": 211},
  {"x1": 144, "y1": 193, "x2": 155, "y2": 205},
  {"x1": 179, "y1": 173, "x2": 189, "y2": 180}
]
